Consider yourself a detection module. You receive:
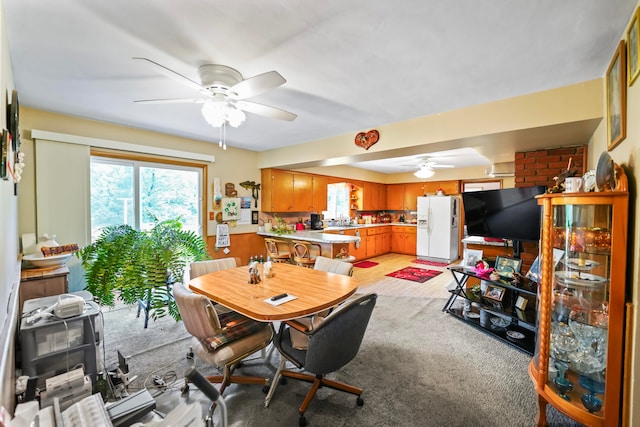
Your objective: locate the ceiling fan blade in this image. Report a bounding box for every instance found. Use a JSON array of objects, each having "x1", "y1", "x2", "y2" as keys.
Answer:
[
  {"x1": 231, "y1": 71, "x2": 286, "y2": 99},
  {"x1": 431, "y1": 164, "x2": 455, "y2": 168},
  {"x1": 237, "y1": 100, "x2": 297, "y2": 121},
  {"x1": 133, "y1": 57, "x2": 209, "y2": 96},
  {"x1": 134, "y1": 98, "x2": 209, "y2": 104}
]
